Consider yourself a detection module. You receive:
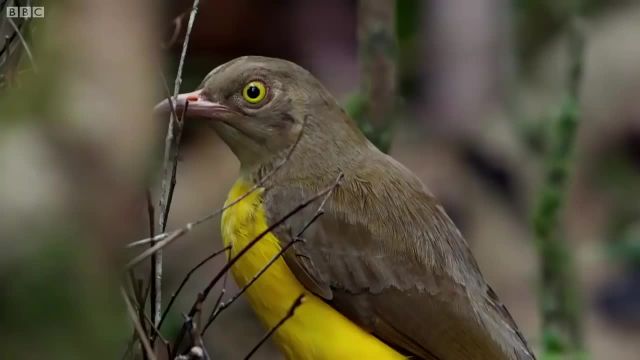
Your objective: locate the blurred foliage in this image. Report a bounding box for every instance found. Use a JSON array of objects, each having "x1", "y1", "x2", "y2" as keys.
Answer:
[
  {"x1": 1, "y1": 1, "x2": 155, "y2": 358},
  {"x1": 396, "y1": 0, "x2": 422, "y2": 100},
  {"x1": 0, "y1": 234, "x2": 126, "y2": 359},
  {"x1": 531, "y1": 0, "x2": 587, "y2": 356},
  {"x1": 595, "y1": 143, "x2": 640, "y2": 267},
  {"x1": 346, "y1": 0, "x2": 419, "y2": 152},
  {"x1": 609, "y1": 224, "x2": 640, "y2": 267},
  {"x1": 512, "y1": 0, "x2": 634, "y2": 70}
]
